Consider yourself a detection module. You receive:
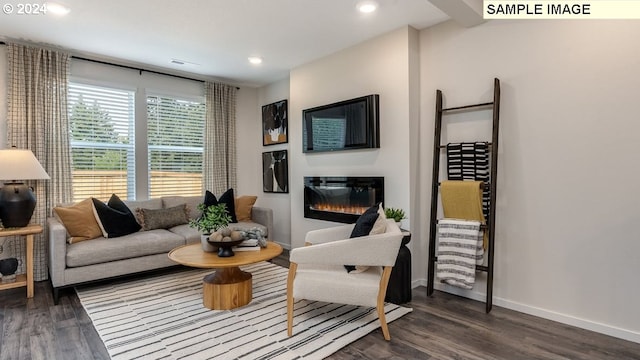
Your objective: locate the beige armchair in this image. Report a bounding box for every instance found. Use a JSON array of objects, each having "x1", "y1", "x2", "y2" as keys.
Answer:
[{"x1": 286, "y1": 219, "x2": 404, "y2": 340}]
